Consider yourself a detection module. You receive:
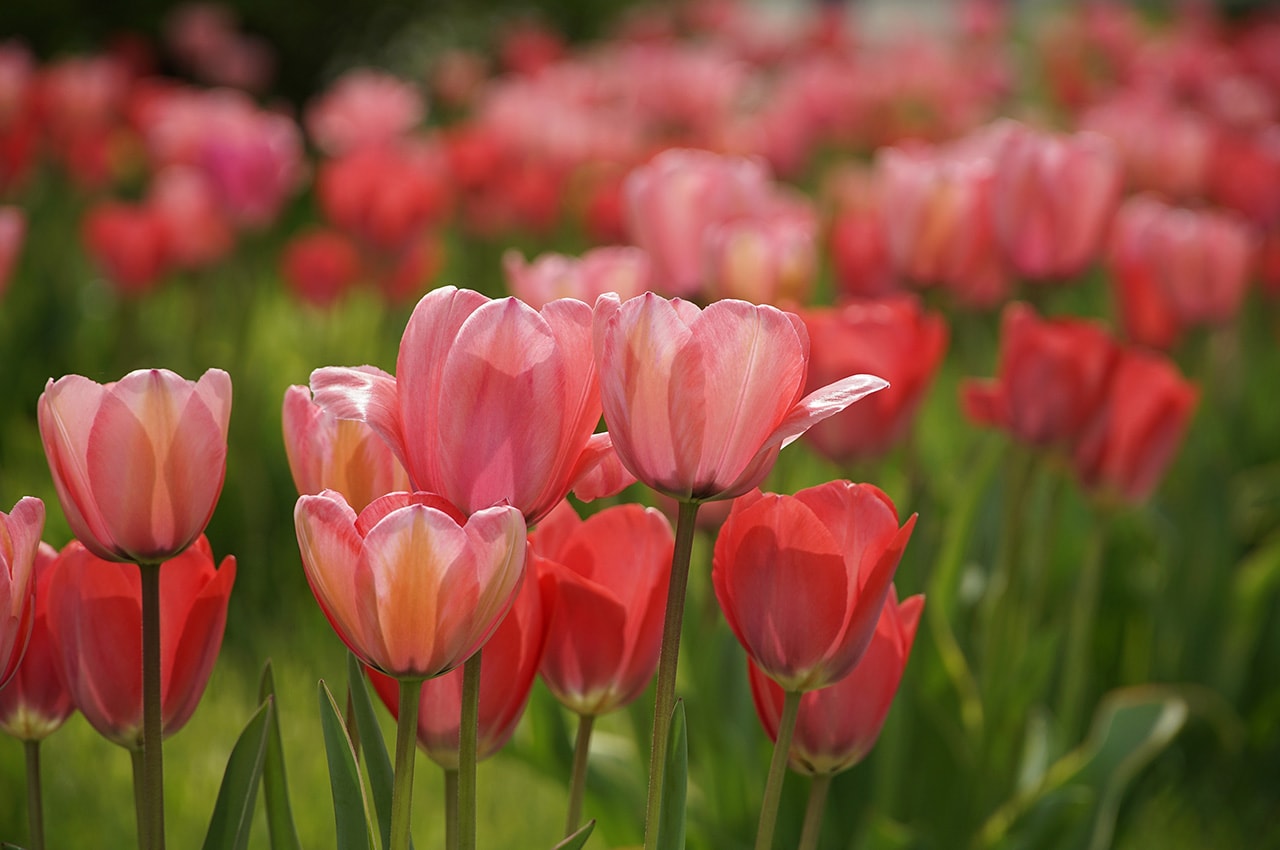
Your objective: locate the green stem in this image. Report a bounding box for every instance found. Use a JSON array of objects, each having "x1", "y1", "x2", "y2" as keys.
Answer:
[
  {"x1": 444, "y1": 768, "x2": 459, "y2": 850},
  {"x1": 642, "y1": 499, "x2": 701, "y2": 850},
  {"x1": 754, "y1": 690, "x2": 802, "y2": 850},
  {"x1": 25, "y1": 740, "x2": 45, "y2": 850},
  {"x1": 459, "y1": 651, "x2": 482, "y2": 850},
  {"x1": 131, "y1": 748, "x2": 149, "y2": 850},
  {"x1": 390, "y1": 679, "x2": 423, "y2": 850},
  {"x1": 796, "y1": 774, "x2": 831, "y2": 850},
  {"x1": 565, "y1": 713, "x2": 596, "y2": 837},
  {"x1": 1061, "y1": 513, "x2": 1108, "y2": 740},
  {"x1": 140, "y1": 562, "x2": 165, "y2": 850}
]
